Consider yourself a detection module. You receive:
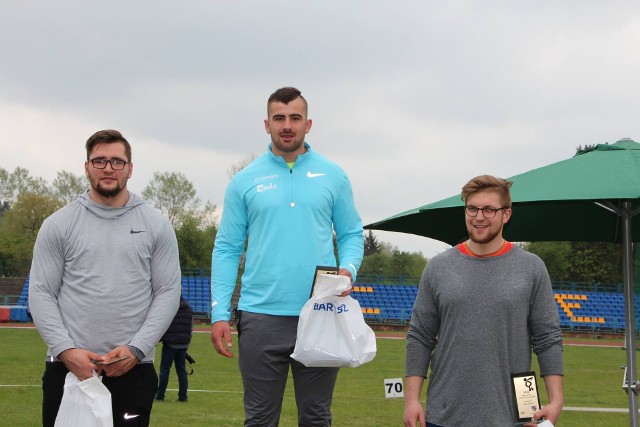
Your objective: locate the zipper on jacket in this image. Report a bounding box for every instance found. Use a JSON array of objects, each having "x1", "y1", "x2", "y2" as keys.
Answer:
[{"x1": 289, "y1": 168, "x2": 295, "y2": 207}]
